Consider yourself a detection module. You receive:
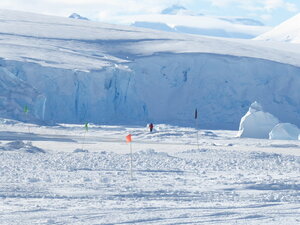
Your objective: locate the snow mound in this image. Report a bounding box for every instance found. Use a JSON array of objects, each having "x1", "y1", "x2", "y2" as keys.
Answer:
[
  {"x1": 269, "y1": 123, "x2": 300, "y2": 140},
  {"x1": 73, "y1": 148, "x2": 89, "y2": 153},
  {"x1": 0, "y1": 141, "x2": 46, "y2": 153},
  {"x1": 255, "y1": 13, "x2": 300, "y2": 43},
  {"x1": 0, "y1": 118, "x2": 20, "y2": 125},
  {"x1": 136, "y1": 149, "x2": 170, "y2": 157},
  {"x1": 237, "y1": 102, "x2": 279, "y2": 139}
]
